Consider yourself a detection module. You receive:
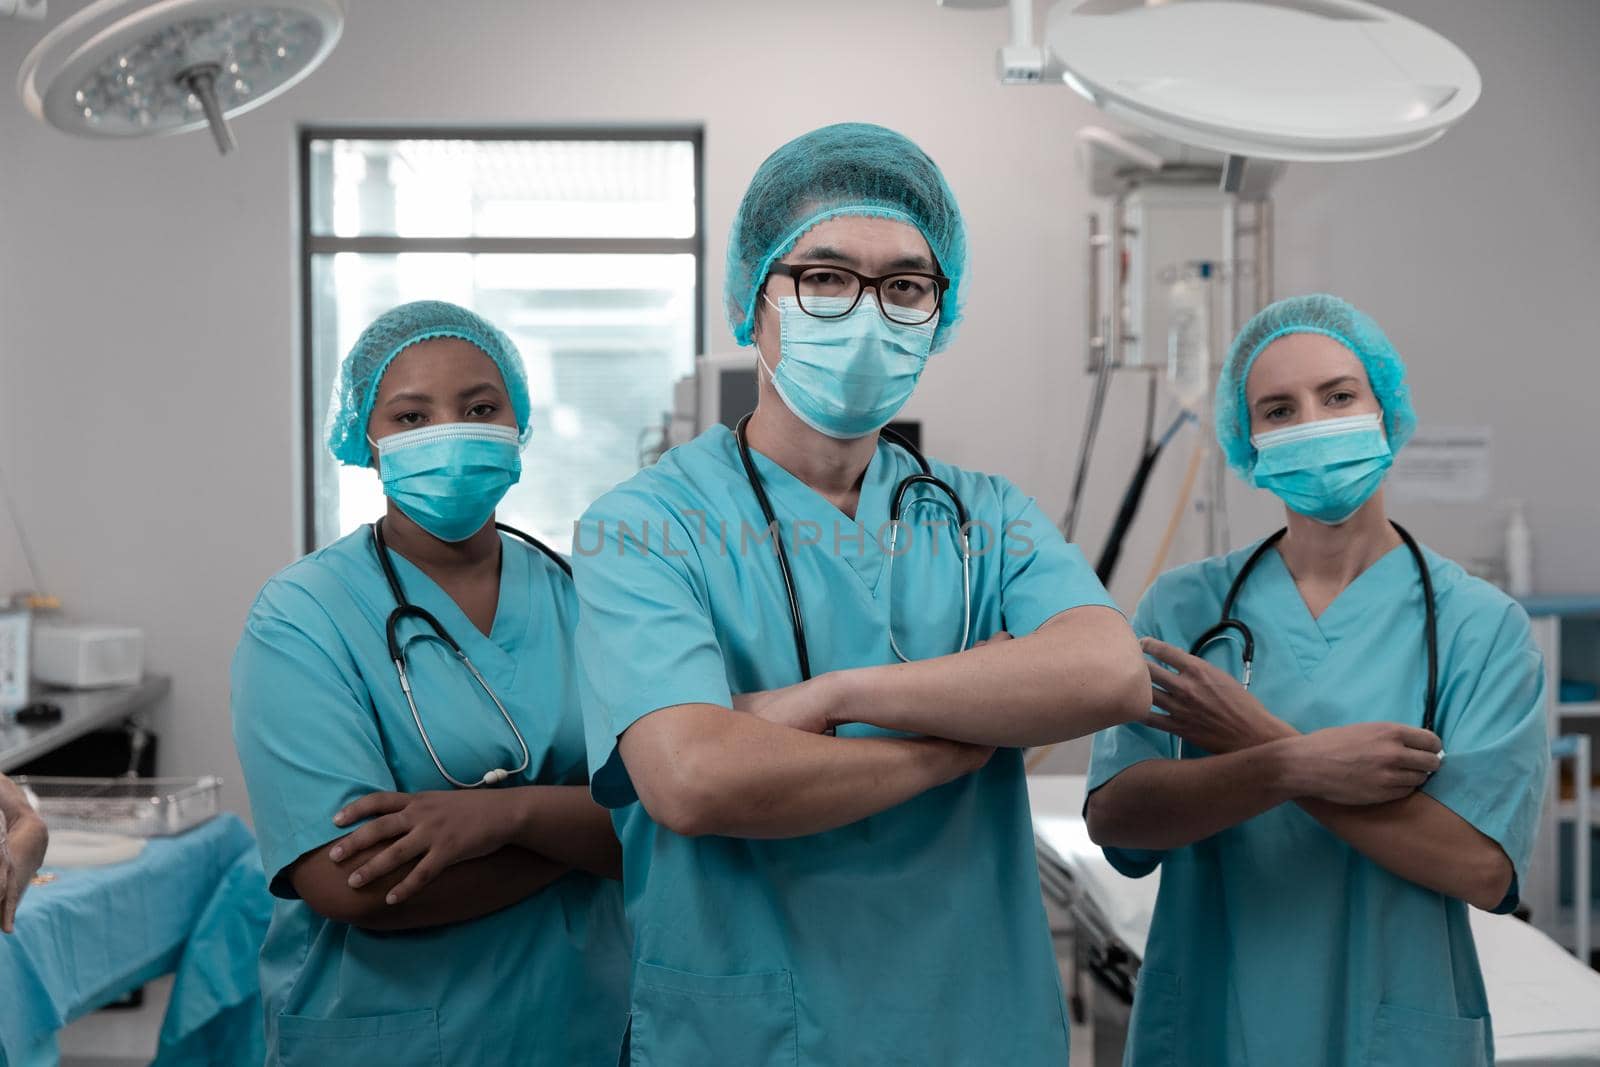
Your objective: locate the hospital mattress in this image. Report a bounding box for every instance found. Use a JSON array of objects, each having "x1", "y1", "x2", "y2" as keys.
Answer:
[{"x1": 1028, "y1": 774, "x2": 1600, "y2": 1067}]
